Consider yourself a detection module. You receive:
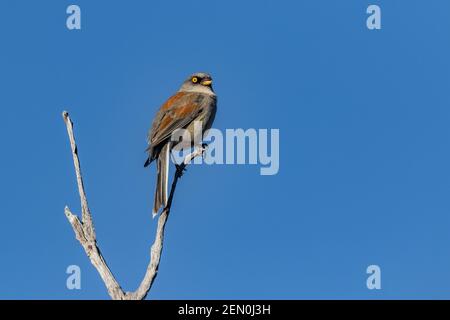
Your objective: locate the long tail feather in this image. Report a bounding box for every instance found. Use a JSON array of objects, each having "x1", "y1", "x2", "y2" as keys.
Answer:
[{"x1": 152, "y1": 144, "x2": 169, "y2": 217}]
